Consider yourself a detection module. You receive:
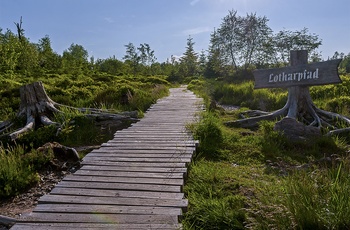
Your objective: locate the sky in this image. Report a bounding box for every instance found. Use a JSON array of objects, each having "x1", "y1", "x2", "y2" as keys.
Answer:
[{"x1": 0, "y1": 0, "x2": 349, "y2": 62}]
